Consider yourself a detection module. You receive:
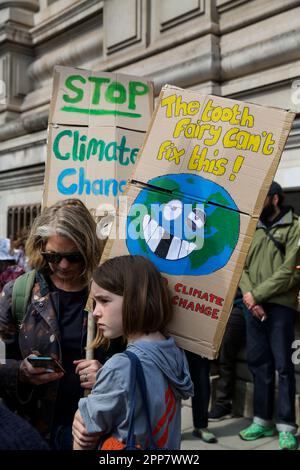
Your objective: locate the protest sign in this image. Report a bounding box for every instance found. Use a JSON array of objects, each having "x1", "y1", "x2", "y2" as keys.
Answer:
[
  {"x1": 102, "y1": 84, "x2": 295, "y2": 358},
  {"x1": 43, "y1": 66, "x2": 153, "y2": 211}
]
